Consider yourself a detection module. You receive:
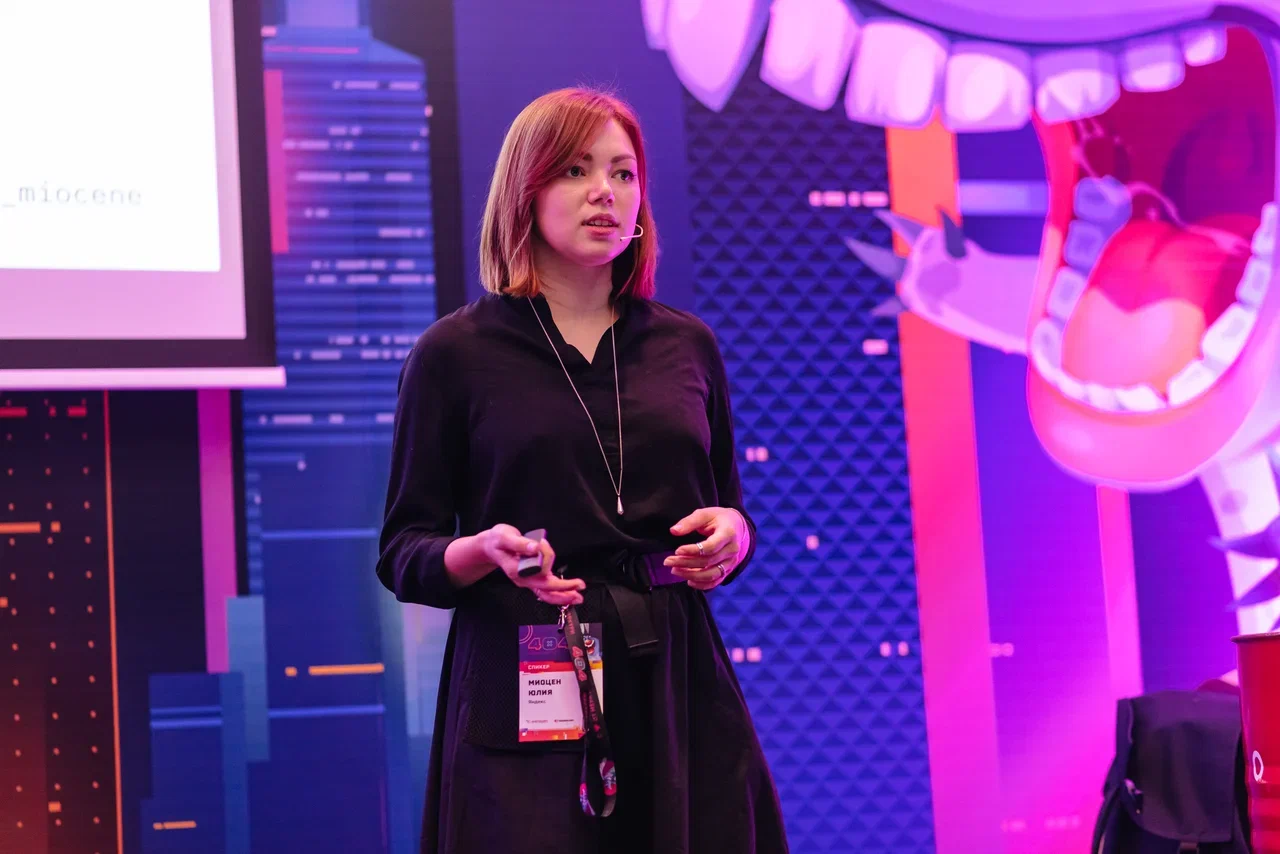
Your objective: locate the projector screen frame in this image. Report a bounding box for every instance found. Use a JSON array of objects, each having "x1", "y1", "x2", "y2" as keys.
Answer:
[{"x1": 0, "y1": 0, "x2": 280, "y2": 388}]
